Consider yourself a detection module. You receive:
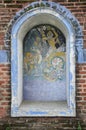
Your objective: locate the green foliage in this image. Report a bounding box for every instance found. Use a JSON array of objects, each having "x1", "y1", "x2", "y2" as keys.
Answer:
[
  {"x1": 77, "y1": 121, "x2": 82, "y2": 130},
  {"x1": 6, "y1": 127, "x2": 11, "y2": 130},
  {"x1": 5, "y1": 124, "x2": 11, "y2": 130}
]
